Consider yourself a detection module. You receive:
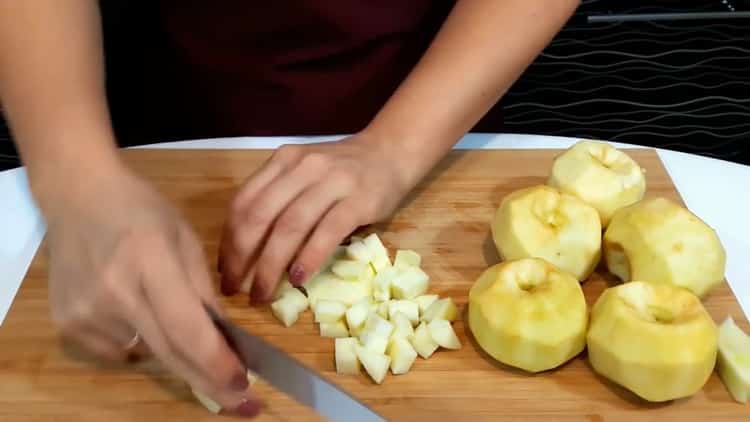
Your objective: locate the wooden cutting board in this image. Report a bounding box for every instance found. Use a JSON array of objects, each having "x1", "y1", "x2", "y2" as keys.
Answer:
[{"x1": 1, "y1": 149, "x2": 747, "y2": 422}]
